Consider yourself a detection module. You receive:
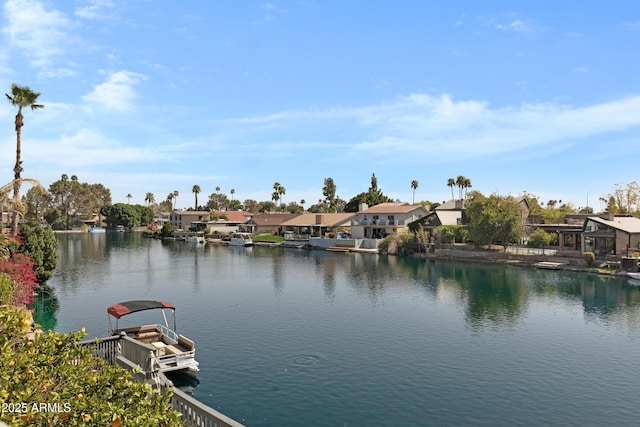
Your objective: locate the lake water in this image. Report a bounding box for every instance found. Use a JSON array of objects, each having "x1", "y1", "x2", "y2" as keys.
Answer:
[{"x1": 40, "y1": 232, "x2": 640, "y2": 426}]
